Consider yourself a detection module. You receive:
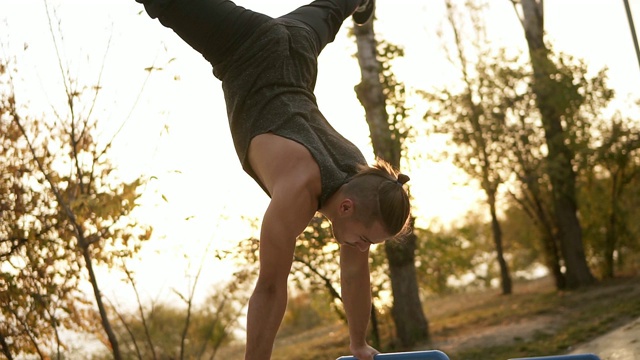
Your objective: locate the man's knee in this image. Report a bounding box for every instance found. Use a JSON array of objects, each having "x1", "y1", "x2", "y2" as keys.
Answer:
[{"x1": 136, "y1": 0, "x2": 174, "y2": 19}]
